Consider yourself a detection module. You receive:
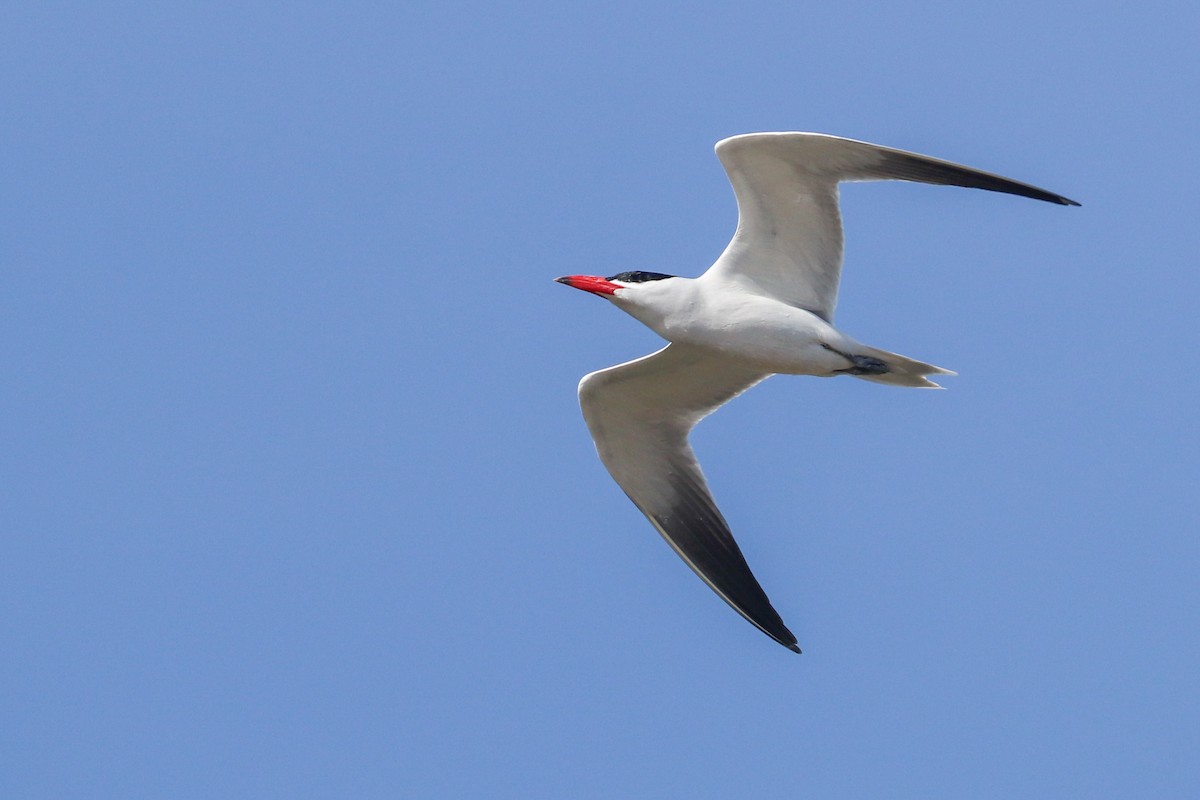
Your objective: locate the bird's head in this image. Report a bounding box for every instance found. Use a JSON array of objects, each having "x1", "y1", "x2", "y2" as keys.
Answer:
[
  {"x1": 554, "y1": 271, "x2": 678, "y2": 301},
  {"x1": 555, "y1": 271, "x2": 687, "y2": 333}
]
